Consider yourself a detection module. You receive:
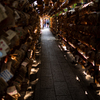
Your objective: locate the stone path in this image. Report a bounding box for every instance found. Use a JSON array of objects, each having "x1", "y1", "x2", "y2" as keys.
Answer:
[{"x1": 34, "y1": 28, "x2": 98, "y2": 100}]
